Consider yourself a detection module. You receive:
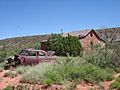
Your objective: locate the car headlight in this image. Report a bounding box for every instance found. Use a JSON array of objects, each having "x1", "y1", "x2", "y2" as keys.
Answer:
[{"x1": 5, "y1": 60, "x2": 8, "y2": 63}]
